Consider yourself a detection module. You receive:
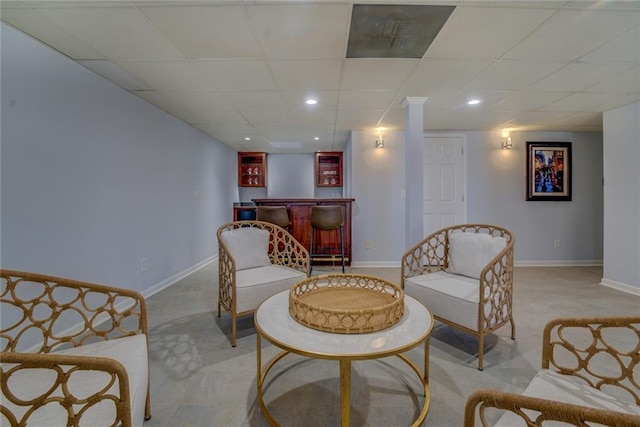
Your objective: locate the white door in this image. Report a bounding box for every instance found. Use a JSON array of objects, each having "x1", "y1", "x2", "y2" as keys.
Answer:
[{"x1": 423, "y1": 134, "x2": 466, "y2": 236}]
